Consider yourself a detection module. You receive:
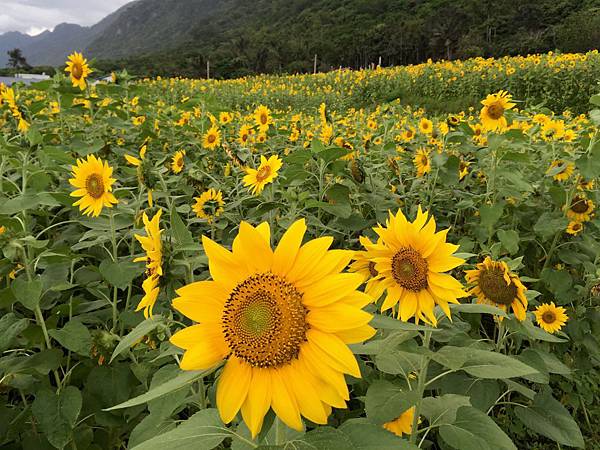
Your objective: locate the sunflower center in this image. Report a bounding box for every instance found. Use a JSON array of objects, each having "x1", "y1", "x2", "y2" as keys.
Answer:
[
  {"x1": 478, "y1": 267, "x2": 518, "y2": 306},
  {"x1": 85, "y1": 173, "x2": 105, "y2": 199},
  {"x1": 176, "y1": 157, "x2": 183, "y2": 167},
  {"x1": 542, "y1": 311, "x2": 556, "y2": 324},
  {"x1": 487, "y1": 103, "x2": 504, "y2": 120},
  {"x1": 570, "y1": 196, "x2": 589, "y2": 214},
  {"x1": 72, "y1": 63, "x2": 83, "y2": 80},
  {"x1": 222, "y1": 273, "x2": 308, "y2": 368},
  {"x1": 256, "y1": 165, "x2": 271, "y2": 182},
  {"x1": 260, "y1": 113, "x2": 268, "y2": 125},
  {"x1": 391, "y1": 247, "x2": 428, "y2": 291},
  {"x1": 207, "y1": 133, "x2": 216, "y2": 144}
]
